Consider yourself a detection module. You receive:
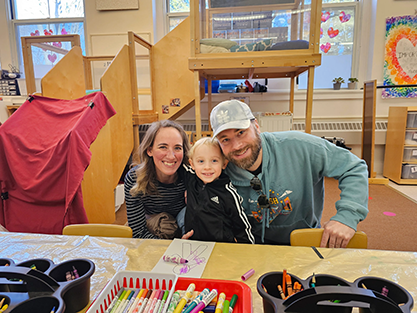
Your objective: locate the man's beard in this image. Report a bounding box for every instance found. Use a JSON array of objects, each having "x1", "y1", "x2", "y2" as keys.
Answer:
[{"x1": 226, "y1": 130, "x2": 262, "y2": 170}]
